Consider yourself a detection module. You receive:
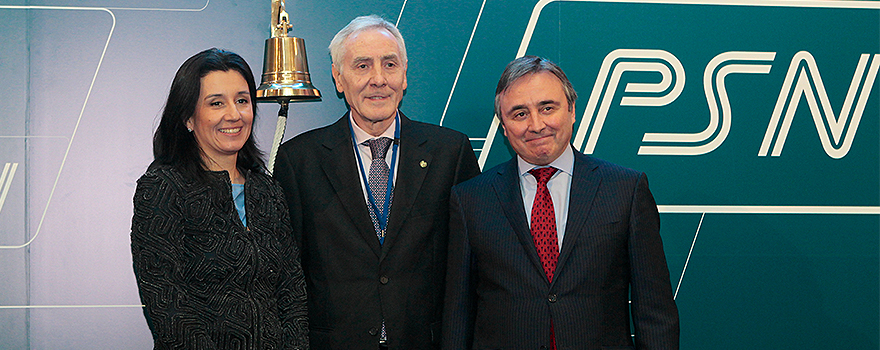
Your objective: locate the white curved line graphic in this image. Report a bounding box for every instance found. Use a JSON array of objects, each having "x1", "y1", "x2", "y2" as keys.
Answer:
[
  {"x1": 658, "y1": 205, "x2": 880, "y2": 214},
  {"x1": 397, "y1": 0, "x2": 407, "y2": 26},
  {"x1": 0, "y1": 304, "x2": 144, "y2": 309},
  {"x1": 673, "y1": 212, "x2": 704, "y2": 300},
  {"x1": 0, "y1": 6, "x2": 116, "y2": 249},
  {"x1": 440, "y1": 0, "x2": 488, "y2": 127},
  {"x1": 0, "y1": 2, "x2": 210, "y2": 249}
]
